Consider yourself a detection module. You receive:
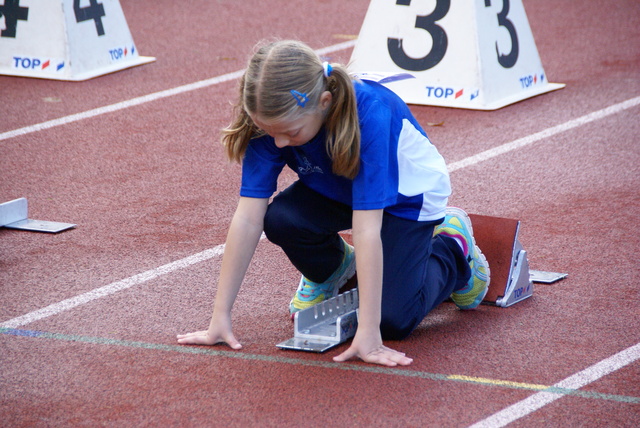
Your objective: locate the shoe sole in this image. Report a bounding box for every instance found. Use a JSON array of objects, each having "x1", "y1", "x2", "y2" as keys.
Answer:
[
  {"x1": 472, "y1": 245, "x2": 491, "y2": 303},
  {"x1": 447, "y1": 207, "x2": 491, "y2": 309}
]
